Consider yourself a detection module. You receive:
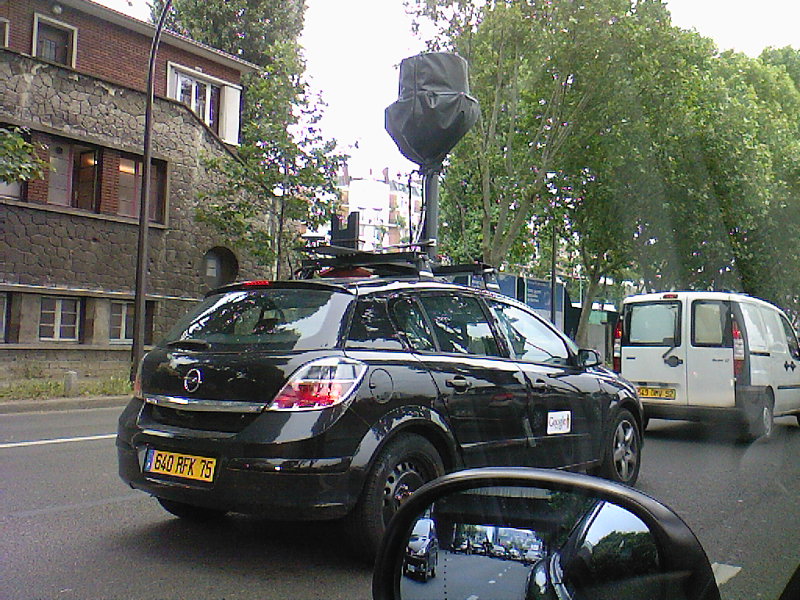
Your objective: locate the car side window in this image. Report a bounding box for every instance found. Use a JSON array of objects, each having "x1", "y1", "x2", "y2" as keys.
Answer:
[
  {"x1": 417, "y1": 294, "x2": 502, "y2": 357},
  {"x1": 489, "y1": 301, "x2": 569, "y2": 365},
  {"x1": 780, "y1": 315, "x2": 800, "y2": 360},
  {"x1": 390, "y1": 297, "x2": 437, "y2": 352},
  {"x1": 346, "y1": 297, "x2": 404, "y2": 350}
]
